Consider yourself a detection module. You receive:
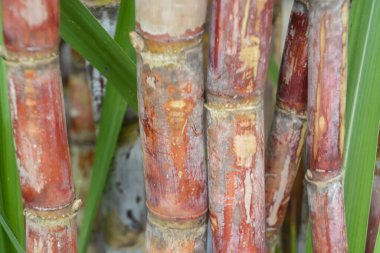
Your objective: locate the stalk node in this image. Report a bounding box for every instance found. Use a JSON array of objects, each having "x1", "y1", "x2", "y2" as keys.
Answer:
[
  {"x1": 3, "y1": 52, "x2": 59, "y2": 66},
  {"x1": 305, "y1": 169, "x2": 343, "y2": 188},
  {"x1": 129, "y1": 31, "x2": 145, "y2": 53},
  {"x1": 205, "y1": 99, "x2": 263, "y2": 114},
  {"x1": 23, "y1": 198, "x2": 81, "y2": 226},
  {"x1": 0, "y1": 46, "x2": 8, "y2": 59}
]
